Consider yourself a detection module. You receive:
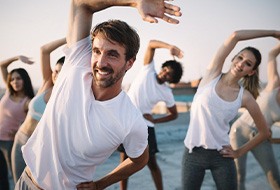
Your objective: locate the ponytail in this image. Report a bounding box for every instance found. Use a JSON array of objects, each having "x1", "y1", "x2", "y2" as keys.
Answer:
[{"x1": 240, "y1": 68, "x2": 260, "y2": 99}]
